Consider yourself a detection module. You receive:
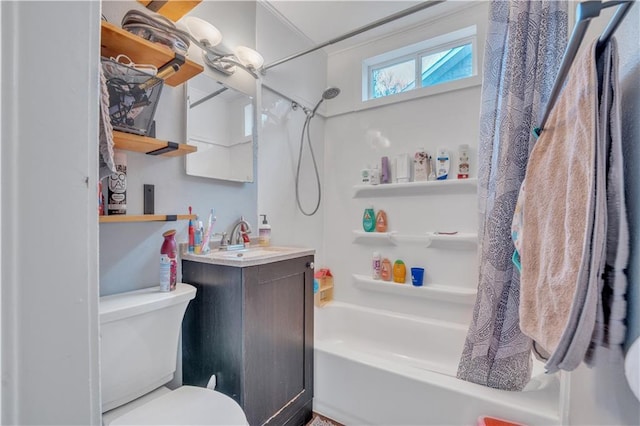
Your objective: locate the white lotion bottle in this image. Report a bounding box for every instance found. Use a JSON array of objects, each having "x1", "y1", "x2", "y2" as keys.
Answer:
[
  {"x1": 436, "y1": 148, "x2": 450, "y2": 180},
  {"x1": 370, "y1": 165, "x2": 380, "y2": 185}
]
